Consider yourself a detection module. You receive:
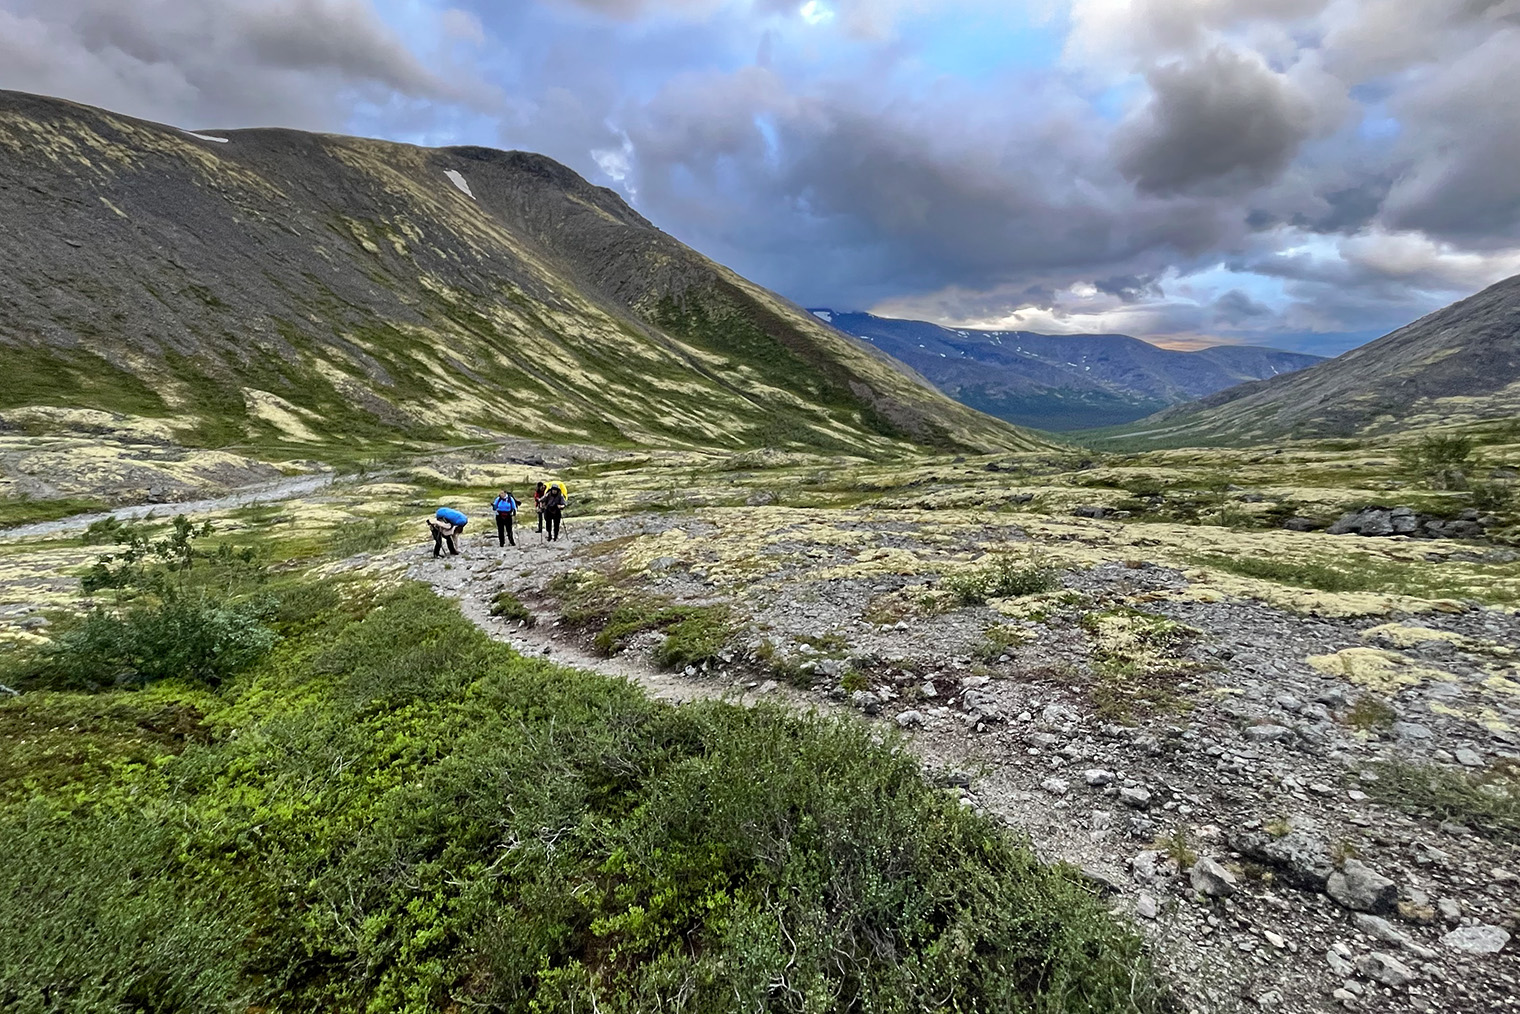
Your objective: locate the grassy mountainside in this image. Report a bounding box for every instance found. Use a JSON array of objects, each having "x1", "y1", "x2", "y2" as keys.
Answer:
[
  {"x1": 1091, "y1": 274, "x2": 1520, "y2": 446},
  {"x1": 0, "y1": 90, "x2": 1039, "y2": 461},
  {"x1": 812, "y1": 310, "x2": 1321, "y2": 431}
]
